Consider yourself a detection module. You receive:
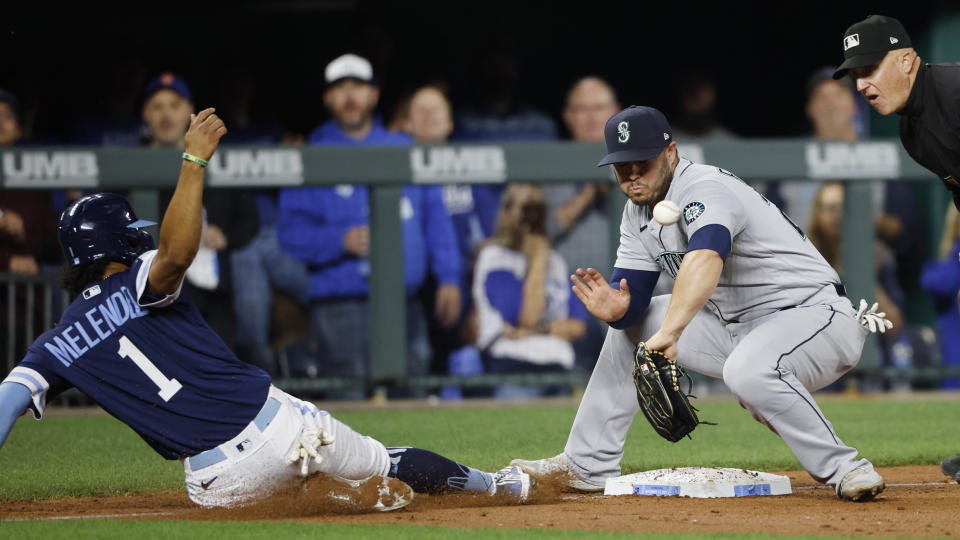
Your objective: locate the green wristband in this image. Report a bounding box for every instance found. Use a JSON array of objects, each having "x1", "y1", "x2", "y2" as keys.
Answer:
[{"x1": 182, "y1": 152, "x2": 209, "y2": 167}]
